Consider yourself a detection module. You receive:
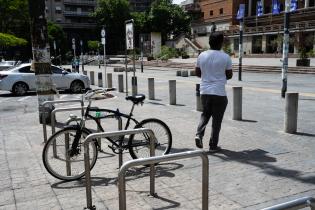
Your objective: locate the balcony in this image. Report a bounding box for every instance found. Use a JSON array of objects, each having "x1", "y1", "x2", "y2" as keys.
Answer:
[
  {"x1": 59, "y1": 22, "x2": 97, "y2": 29},
  {"x1": 63, "y1": 0, "x2": 96, "y2": 6},
  {"x1": 63, "y1": 11, "x2": 93, "y2": 17}
]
